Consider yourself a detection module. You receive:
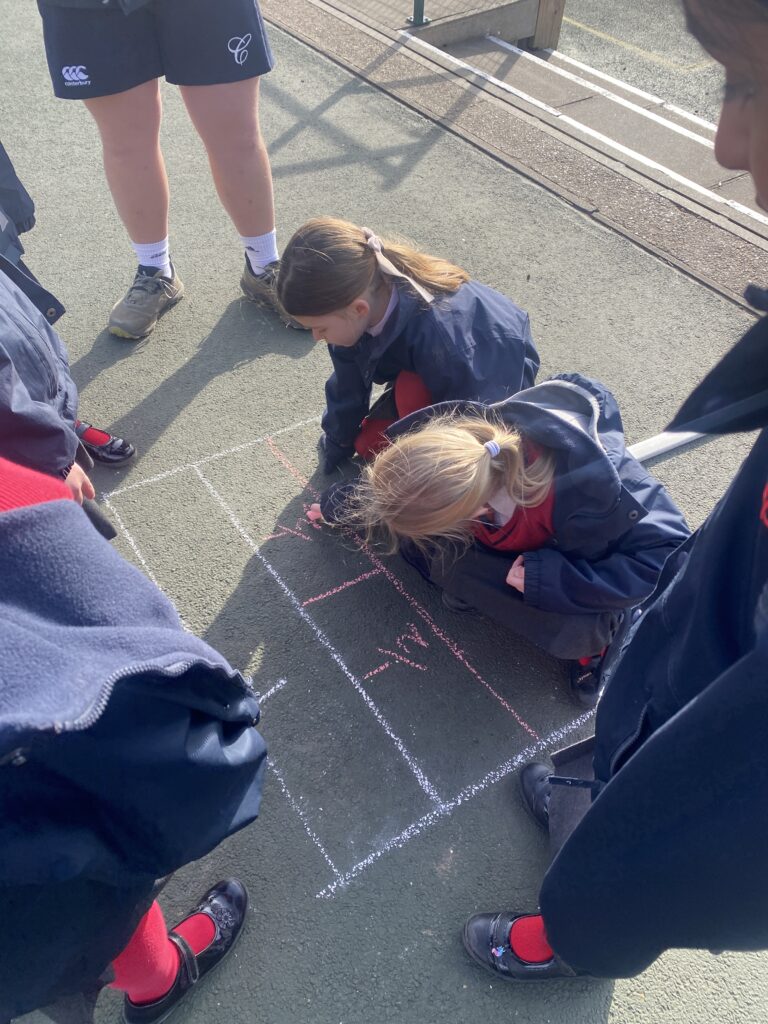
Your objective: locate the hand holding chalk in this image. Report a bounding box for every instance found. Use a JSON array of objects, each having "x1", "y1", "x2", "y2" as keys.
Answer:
[
  {"x1": 506, "y1": 554, "x2": 525, "y2": 593},
  {"x1": 307, "y1": 503, "x2": 325, "y2": 523}
]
